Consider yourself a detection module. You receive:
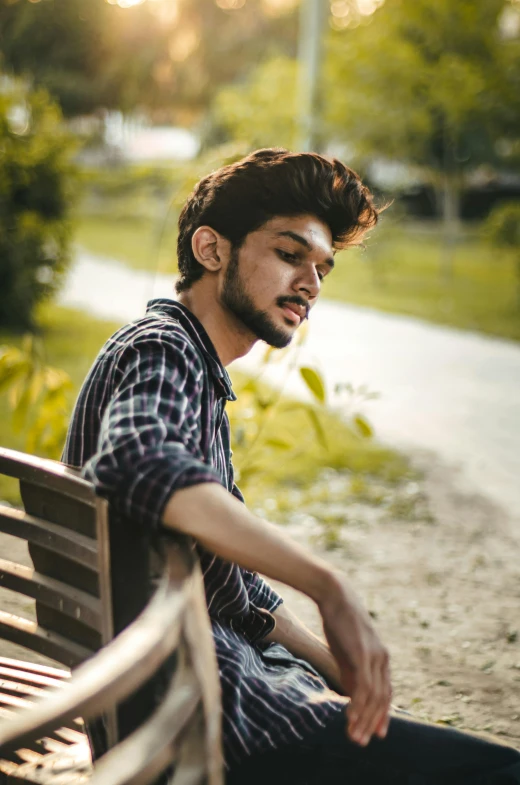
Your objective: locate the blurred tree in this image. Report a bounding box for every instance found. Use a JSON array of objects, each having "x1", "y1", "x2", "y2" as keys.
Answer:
[
  {"x1": 0, "y1": 0, "x2": 175, "y2": 116},
  {"x1": 484, "y1": 202, "x2": 520, "y2": 308},
  {"x1": 325, "y1": 0, "x2": 520, "y2": 277},
  {"x1": 215, "y1": 57, "x2": 299, "y2": 149},
  {"x1": 0, "y1": 77, "x2": 77, "y2": 329},
  {"x1": 0, "y1": 0, "x2": 298, "y2": 123},
  {"x1": 213, "y1": 0, "x2": 520, "y2": 276},
  {"x1": 0, "y1": 0, "x2": 113, "y2": 116}
]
